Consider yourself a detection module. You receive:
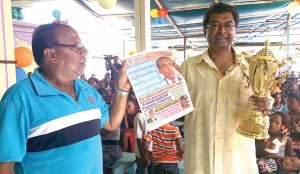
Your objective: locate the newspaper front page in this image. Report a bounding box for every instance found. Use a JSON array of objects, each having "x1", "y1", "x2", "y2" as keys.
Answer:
[{"x1": 125, "y1": 50, "x2": 194, "y2": 131}]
